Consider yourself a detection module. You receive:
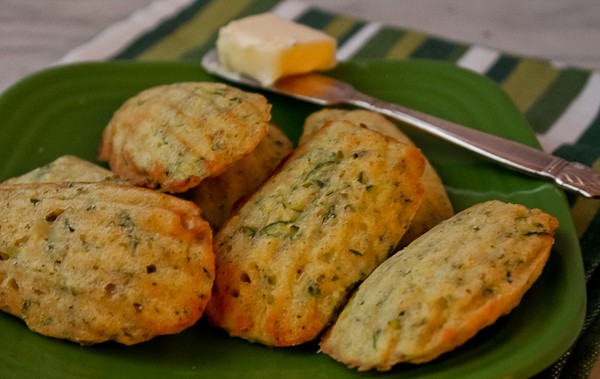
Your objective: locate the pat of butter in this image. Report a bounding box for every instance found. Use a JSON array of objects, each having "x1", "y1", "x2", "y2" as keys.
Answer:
[{"x1": 216, "y1": 13, "x2": 337, "y2": 85}]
